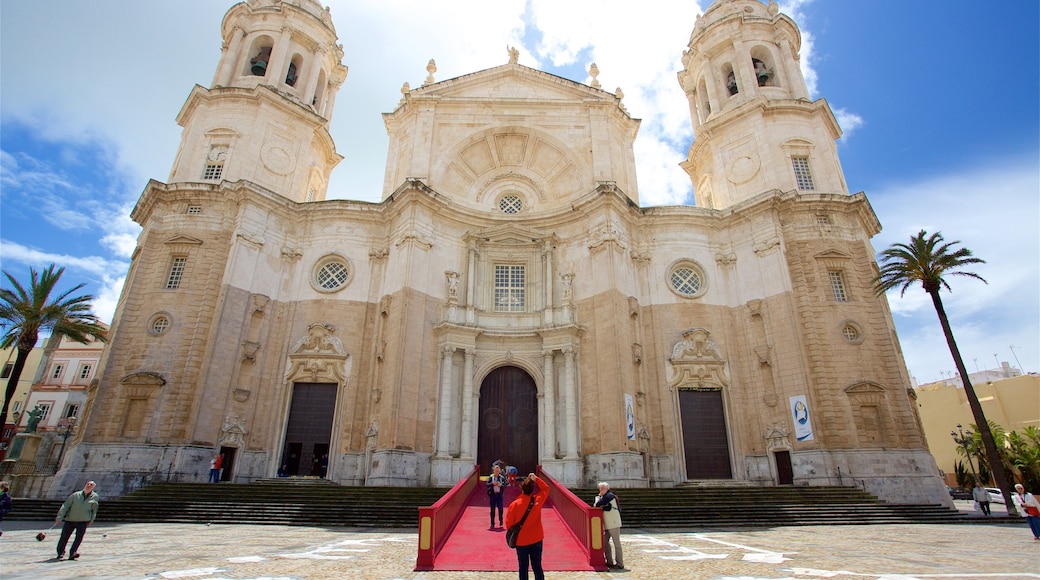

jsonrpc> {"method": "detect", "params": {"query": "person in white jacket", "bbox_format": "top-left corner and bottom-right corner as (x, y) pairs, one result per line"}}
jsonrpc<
(594, 482), (624, 571)
(1012, 483), (1040, 540)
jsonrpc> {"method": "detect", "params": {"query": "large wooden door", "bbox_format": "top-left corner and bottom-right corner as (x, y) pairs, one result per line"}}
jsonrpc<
(282, 383), (336, 477)
(477, 366), (538, 475)
(679, 389), (732, 479)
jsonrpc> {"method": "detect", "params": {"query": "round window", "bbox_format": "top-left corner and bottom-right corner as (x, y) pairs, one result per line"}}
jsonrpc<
(498, 195), (523, 214)
(149, 314), (171, 335)
(311, 255), (352, 293)
(841, 322), (864, 344)
(668, 261), (707, 298)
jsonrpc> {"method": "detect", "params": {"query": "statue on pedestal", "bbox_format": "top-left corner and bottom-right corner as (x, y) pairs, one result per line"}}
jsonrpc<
(24, 406), (43, 433)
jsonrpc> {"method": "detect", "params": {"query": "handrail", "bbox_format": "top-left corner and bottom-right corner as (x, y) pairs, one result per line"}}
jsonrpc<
(415, 465), (479, 570)
(536, 467), (606, 569)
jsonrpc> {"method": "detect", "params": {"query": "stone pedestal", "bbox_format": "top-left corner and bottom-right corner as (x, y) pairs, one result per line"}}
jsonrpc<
(1, 433), (42, 475)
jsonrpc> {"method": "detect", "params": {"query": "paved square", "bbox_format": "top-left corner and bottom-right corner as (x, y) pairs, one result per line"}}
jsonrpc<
(0, 520), (1036, 579)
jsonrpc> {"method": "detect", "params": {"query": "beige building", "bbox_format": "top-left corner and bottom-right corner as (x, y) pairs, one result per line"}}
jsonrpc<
(53, 0), (950, 506)
(915, 372), (1040, 485)
(17, 330), (106, 470)
(0, 344), (44, 460)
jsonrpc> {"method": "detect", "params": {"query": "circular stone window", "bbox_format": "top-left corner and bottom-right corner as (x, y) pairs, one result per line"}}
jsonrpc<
(840, 321), (864, 344)
(311, 255), (351, 293)
(668, 260), (707, 298)
(148, 314), (171, 336)
(498, 195), (524, 214)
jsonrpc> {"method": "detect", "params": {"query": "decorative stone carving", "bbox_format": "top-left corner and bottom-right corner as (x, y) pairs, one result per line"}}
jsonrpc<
(765, 423), (790, 451)
(242, 341), (261, 360)
(424, 59), (437, 85)
(219, 415), (247, 448)
(446, 271), (459, 303)
(233, 388), (251, 402)
(507, 45), (519, 64)
(286, 323), (349, 385)
(667, 327), (729, 390)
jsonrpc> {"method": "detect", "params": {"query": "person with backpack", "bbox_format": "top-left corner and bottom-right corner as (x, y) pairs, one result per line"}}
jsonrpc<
(594, 481), (625, 571)
(486, 464), (508, 529)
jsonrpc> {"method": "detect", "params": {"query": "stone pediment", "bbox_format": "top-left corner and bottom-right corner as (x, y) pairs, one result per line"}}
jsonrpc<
(164, 235), (204, 246)
(814, 249), (852, 260)
(409, 64), (613, 104)
(465, 223), (553, 247)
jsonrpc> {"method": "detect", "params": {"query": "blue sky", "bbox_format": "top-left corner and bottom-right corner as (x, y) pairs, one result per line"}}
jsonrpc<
(1, 0), (1037, 385)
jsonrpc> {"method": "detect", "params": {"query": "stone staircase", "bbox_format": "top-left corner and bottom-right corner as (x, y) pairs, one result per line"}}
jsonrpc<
(8, 480), (977, 528)
(566, 485), (968, 528)
(8, 478), (450, 527)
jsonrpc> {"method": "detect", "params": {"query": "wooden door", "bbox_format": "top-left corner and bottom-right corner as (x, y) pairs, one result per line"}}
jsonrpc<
(282, 382), (336, 477)
(477, 366), (538, 475)
(774, 450), (794, 485)
(679, 389), (732, 479)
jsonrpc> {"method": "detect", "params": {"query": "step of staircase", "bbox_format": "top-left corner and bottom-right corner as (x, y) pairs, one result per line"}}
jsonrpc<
(6, 481), (990, 529)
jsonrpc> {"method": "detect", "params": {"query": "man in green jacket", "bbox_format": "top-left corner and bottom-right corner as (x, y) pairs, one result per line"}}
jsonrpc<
(55, 481), (99, 560)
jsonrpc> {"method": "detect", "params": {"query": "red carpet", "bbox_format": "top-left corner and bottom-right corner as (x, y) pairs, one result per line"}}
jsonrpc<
(431, 484), (598, 571)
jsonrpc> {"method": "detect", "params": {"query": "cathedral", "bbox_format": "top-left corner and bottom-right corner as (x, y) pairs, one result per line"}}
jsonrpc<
(54, 0), (952, 506)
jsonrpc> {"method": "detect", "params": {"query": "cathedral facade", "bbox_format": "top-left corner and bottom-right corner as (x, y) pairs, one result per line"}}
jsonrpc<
(54, 0), (951, 506)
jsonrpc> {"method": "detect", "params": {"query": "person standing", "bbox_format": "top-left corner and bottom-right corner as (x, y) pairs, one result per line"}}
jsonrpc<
(0, 481), (12, 537)
(505, 473), (549, 580)
(486, 464), (507, 529)
(55, 481), (99, 560)
(594, 481), (625, 570)
(972, 481), (991, 516)
(209, 454), (223, 483)
(1012, 483), (1040, 540)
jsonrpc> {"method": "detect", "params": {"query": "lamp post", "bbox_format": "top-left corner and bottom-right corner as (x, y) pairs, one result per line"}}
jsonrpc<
(55, 416), (77, 472)
(950, 423), (978, 485)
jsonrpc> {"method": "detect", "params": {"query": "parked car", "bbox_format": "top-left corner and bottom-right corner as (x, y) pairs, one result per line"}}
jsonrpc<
(985, 488), (1006, 504)
(948, 486), (972, 500)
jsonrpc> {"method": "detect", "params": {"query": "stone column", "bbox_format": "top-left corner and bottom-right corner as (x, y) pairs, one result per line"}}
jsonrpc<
(266, 26), (293, 87)
(214, 27), (245, 87)
(460, 350), (476, 459)
(563, 347), (579, 459)
(542, 350), (557, 461)
(435, 346), (455, 457)
(321, 79), (342, 120)
(543, 242), (554, 325)
(466, 243), (477, 324)
(303, 46), (327, 107)
(702, 58), (721, 114)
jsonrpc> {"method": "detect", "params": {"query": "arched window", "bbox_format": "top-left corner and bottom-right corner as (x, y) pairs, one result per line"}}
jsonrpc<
(286, 54), (303, 87)
(722, 63), (738, 96)
(244, 36), (274, 77)
(312, 69), (327, 110)
(750, 47), (779, 88)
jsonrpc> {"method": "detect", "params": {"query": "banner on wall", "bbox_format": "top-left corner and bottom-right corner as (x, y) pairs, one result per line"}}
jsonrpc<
(625, 394), (636, 440)
(790, 395), (814, 441)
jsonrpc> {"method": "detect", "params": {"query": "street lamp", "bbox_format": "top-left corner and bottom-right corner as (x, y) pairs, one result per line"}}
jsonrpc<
(55, 416), (77, 472)
(950, 423), (978, 485)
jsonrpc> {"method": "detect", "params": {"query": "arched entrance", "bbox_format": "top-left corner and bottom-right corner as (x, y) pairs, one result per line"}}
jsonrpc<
(477, 366), (538, 475)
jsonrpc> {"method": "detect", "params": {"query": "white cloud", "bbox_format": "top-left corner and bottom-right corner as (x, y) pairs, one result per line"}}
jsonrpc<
(871, 158), (1040, 382)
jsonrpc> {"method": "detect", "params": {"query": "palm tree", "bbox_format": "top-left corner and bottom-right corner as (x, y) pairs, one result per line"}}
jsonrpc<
(874, 230), (1016, 514)
(0, 264), (108, 435)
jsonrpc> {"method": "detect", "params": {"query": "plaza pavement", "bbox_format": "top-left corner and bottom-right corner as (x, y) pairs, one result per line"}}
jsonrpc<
(0, 500), (1036, 580)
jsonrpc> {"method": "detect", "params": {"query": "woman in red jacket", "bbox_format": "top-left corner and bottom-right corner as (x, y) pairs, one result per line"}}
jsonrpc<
(504, 473), (550, 580)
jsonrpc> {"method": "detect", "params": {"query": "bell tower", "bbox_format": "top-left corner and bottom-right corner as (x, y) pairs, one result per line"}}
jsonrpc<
(678, 0), (849, 209)
(167, 0), (348, 202)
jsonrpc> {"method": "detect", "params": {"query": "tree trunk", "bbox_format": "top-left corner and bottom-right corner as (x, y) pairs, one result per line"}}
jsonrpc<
(929, 289), (1017, 515)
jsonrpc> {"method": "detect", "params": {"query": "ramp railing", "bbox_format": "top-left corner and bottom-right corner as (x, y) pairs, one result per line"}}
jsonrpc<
(536, 467), (606, 568)
(415, 465), (479, 570)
